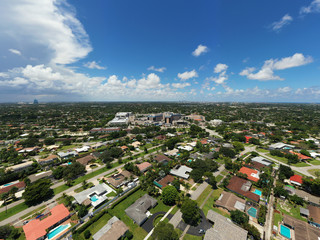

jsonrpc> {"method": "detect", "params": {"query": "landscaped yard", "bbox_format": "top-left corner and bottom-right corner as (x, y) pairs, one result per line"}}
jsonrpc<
(266, 153), (287, 164)
(256, 148), (269, 153)
(202, 188), (223, 216)
(216, 175), (224, 182)
(77, 212), (113, 240)
(291, 162), (310, 167)
(108, 189), (148, 240)
(309, 160), (320, 165)
(276, 201), (307, 222)
(196, 185), (212, 206)
(273, 212), (282, 226)
(183, 234), (203, 240)
(308, 169), (320, 177)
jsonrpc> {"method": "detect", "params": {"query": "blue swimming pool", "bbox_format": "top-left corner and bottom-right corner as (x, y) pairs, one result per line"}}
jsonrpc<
(67, 162), (72, 165)
(280, 224), (291, 239)
(91, 195), (98, 202)
(47, 224), (70, 239)
(3, 182), (14, 187)
(253, 189), (262, 197)
(248, 207), (257, 218)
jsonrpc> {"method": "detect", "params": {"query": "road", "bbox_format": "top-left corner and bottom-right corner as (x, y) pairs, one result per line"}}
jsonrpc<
(0, 145), (161, 225)
(264, 175), (276, 240)
(201, 126), (223, 138)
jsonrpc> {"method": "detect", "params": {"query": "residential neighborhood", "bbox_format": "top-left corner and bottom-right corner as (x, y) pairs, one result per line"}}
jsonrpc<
(1, 102), (320, 240)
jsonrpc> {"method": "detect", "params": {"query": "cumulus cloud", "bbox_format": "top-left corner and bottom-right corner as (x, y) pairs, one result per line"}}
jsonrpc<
(172, 82), (191, 89)
(214, 63), (228, 73)
(0, 0), (92, 65)
(300, 0), (320, 15)
(240, 53), (313, 81)
(84, 61), (106, 70)
(147, 66), (166, 73)
(178, 70), (198, 80)
(271, 14), (293, 32)
(192, 45), (208, 57)
(9, 49), (22, 56)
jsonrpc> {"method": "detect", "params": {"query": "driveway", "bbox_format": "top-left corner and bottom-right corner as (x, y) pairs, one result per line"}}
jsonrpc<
(141, 211), (173, 233)
(176, 210), (212, 236)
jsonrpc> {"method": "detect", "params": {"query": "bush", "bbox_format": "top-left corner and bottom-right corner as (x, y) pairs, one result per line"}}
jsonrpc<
(84, 230), (91, 239)
(125, 231), (133, 239)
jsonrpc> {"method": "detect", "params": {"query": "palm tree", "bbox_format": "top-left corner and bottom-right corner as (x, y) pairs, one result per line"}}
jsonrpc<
(0, 192), (9, 214)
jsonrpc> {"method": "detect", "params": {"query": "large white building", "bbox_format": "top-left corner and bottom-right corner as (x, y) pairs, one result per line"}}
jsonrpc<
(109, 112), (131, 125)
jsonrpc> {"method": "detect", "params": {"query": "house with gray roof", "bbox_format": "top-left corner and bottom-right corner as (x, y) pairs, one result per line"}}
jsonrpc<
(92, 216), (128, 240)
(205, 210), (248, 240)
(251, 156), (272, 166)
(170, 165), (192, 179)
(125, 194), (157, 225)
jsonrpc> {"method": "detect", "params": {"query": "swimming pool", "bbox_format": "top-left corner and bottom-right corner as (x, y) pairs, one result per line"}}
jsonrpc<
(67, 162), (72, 165)
(280, 224), (291, 239)
(47, 224), (70, 239)
(247, 207), (257, 218)
(253, 189), (262, 197)
(90, 195), (98, 202)
(3, 182), (14, 187)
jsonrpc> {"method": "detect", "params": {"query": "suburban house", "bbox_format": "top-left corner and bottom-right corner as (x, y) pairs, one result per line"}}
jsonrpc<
(6, 161), (34, 172)
(89, 127), (121, 134)
(269, 142), (294, 150)
(290, 175), (303, 186)
(74, 183), (115, 208)
(76, 154), (95, 166)
(136, 162), (152, 173)
(170, 165), (192, 179)
(227, 176), (260, 202)
(92, 216), (129, 240)
(205, 210), (248, 240)
(308, 205), (320, 227)
(131, 141), (141, 148)
(28, 170), (53, 183)
(106, 170), (133, 188)
(58, 151), (78, 159)
(154, 175), (175, 189)
(125, 194), (157, 226)
(23, 204), (70, 240)
(215, 191), (246, 212)
(38, 155), (58, 165)
(251, 156), (272, 167)
(0, 181), (26, 195)
(153, 154), (171, 165)
(238, 167), (260, 182)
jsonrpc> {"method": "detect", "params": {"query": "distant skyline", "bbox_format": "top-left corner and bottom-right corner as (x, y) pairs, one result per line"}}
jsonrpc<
(0, 0), (319, 102)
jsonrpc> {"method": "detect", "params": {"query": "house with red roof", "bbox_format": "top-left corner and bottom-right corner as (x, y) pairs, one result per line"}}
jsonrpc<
(227, 176), (260, 202)
(136, 162), (152, 173)
(290, 175), (303, 186)
(23, 204), (70, 240)
(289, 151), (311, 161)
(238, 167), (259, 182)
(245, 136), (253, 143)
(0, 181), (25, 195)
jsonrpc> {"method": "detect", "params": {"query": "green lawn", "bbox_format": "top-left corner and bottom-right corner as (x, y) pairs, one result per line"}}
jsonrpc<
(0, 202), (28, 221)
(74, 182), (94, 193)
(59, 144), (78, 151)
(21, 205), (47, 220)
(256, 148), (269, 153)
(216, 175), (224, 182)
(171, 205), (179, 215)
(273, 212), (282, 226)
(108, 189), (148, 240)
(310, 160), (320, 165)
(276, 202), (307, 222)
(106, 191), (117, 197)
(149, 197), (171, 214)
(266, 154), (287, 164)
(220, 170), (228, 176)
(153, 214), (164, 226)
(183, 234), (203, 240)
(77, 212), (113, 240)
(202, 188), (223, 216)
(196, 185), (212, 206)
(292, 162), (310, 167)
(308, 169), (320, 177)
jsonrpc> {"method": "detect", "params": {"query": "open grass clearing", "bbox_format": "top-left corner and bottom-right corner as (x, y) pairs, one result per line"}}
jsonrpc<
(276, 201), (307, 222)
(183, 234), (203, 240)
(307, 169), (320, 177)
(0, 202), (28, 221)
(309, 160), (320, 165)
(196, 185), (212, 206)
(216, 175), (224, 182)
(202, 188), (223, 216)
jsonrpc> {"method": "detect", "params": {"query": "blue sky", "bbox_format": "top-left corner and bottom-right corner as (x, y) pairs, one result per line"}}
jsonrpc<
(0, 0), (319, 102)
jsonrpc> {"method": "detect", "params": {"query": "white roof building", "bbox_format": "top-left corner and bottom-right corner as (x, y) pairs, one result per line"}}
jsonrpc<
(170, 165), (192, 179)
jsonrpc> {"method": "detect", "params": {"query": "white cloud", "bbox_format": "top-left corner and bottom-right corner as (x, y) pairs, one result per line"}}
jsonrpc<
(0, 0), (92, 64)
(240, 53), (313, 81)
(9, 49), (22, 56)
(271, 14), (293, 32)
(214, 63), (228, 73)
(300, 0), (320, 14)
(172, 82), (191, 89)
(84, 61), (106, 70)
(192, 45), (208, 57)
(147, 66), (166, 73)
(178, 70), (198, 80)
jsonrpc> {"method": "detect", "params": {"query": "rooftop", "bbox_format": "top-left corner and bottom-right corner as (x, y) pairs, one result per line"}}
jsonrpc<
(227, 176), (260, 202)
(92, 216), (129, 240)
(238, 167), (259, 182)
(23, 204), (70, 240)
(136, 162), (152, 172)
(170, 165), (192, 179)
(215, 191), (246, 212)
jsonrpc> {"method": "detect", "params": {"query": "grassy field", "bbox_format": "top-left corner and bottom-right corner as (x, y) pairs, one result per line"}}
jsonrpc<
(202, 188), (223, 216)
(171, 205), (179, 215)
(292, 162), (310, 167)
(266, 154), (287, 164)
(0, 202), (28, 221)
(108, 189), (148, 240)
(149, 198), (171, 214)
(256, 148), (269, 153)
(196, 185), (212, 206)
(77, 212), (113, 240)
(74, 182), (94, 193)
